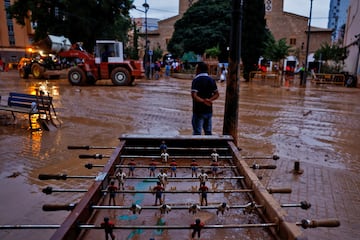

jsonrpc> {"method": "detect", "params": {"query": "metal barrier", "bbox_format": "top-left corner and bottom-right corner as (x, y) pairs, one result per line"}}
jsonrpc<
(311, 73), (345, 85)
(250, 71), (280, 81)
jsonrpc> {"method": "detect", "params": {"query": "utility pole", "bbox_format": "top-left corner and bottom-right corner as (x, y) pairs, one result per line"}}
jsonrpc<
(302, 0), (313, 86)
(223, 0), (243, 146)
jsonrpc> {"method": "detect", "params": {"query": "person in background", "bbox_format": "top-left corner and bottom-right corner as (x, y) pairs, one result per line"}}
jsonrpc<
(191, 62), (219, 135)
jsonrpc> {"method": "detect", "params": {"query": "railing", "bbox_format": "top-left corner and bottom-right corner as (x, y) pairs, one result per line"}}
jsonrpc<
(249, 71), (280, 81)
(311, 72), (345, 85)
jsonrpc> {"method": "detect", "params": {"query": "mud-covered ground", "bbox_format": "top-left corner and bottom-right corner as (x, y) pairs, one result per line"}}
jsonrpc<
(0, 70), (359, 240)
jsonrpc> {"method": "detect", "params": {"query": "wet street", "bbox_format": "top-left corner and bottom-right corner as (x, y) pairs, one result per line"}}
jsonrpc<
(0, 70), (360, 240)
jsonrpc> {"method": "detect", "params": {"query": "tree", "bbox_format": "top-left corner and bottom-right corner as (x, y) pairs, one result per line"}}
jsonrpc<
(167, 0), (267, 80)
(167, 0), (231, 62)
(241, 0), (267, 80)
(263, 32), (291, 70)
(6, 0), (133, 51)
(314, 42), (347, 73)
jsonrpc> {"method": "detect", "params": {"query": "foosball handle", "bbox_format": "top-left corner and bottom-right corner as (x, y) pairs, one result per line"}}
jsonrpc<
(300, 218), (340, 228)
(42, 204), (76, 211)
(267, 188), (292, 194)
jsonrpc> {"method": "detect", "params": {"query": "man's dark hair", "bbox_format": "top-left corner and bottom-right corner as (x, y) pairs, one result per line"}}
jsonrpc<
(196, 62), (208, 73)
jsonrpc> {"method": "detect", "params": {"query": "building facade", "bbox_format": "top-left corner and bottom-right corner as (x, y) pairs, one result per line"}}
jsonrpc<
(0, 0), (34, 68)
(328, 0), (350, 42)
(148, 0), (332, 69)
(1, 0), (332, 70)
(343, 0), (360, 82)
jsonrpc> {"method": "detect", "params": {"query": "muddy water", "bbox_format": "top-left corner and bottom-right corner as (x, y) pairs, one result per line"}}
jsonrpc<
(0, 70), (360, 240)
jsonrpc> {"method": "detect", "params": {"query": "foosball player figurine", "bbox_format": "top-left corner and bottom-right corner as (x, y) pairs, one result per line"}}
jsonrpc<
(210, 160), (219, 178)
(169, 159), (177, 177)
(198, 169), (208, 187)
(161, 149), (169, 163)
(216, 202), (230, 215)
(157, 168), (168, 187)
(199, 182), (208, 206)
(190, 218), (205, 240)
(190, 159), (199, 177)
(153, 181), (165, 206)
(101, 217), (116, 240)
(188, 204), (201, 215)
(128, 159), (136, 177)
(243, 201), (257, 214)
(211, 148), (219, 162)
(115, 168), (126, 190)
(160, 140), (167, 153)
(149, 159), (157, 177)
(107, 181), (118, 206)
(129, 203), (142, 214)
(159, 204), (172, 214)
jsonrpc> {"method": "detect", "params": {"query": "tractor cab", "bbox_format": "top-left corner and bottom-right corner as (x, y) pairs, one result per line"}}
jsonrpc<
(94, 40), (124, 64)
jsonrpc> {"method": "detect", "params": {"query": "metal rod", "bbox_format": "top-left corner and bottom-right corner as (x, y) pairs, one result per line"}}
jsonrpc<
(0, 223), (277, 230)
(124, 146), (229, 151)
(118, 155), (233, 159)
(0, 225), (61, 229)
(78, 223), (278, 229)
(0, 218), (340, 230)
(43, 201), (310, 212)
(105, 189), (253, 194)
(117, 176), (244, 180)
(79, 154), (110, 159)
(68, 145), (230, 151)
(39, 175), (244, 181)
(39, 174), (95, 180)
(85, 163), (237, 169)
(80, 154), (234, 159)
(250, 164), (277, 169)
(42, 187), (252, 194)
(242, 155), (280, 160)
(68, 145), (115, 150)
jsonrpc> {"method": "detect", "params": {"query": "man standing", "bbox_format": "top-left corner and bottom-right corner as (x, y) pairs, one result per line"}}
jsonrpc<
(191, 62), (219, 135)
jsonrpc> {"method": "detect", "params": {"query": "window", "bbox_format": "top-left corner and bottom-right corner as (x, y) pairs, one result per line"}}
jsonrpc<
(289, 38), (296, 45)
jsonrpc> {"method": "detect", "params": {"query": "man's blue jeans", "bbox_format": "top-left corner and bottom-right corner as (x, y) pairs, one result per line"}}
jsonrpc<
(192, 113), (212, 135)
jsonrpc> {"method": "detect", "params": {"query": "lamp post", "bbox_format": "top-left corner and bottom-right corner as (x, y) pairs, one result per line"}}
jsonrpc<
(132, 1), (150, 78)
(302, 0), (313, 86)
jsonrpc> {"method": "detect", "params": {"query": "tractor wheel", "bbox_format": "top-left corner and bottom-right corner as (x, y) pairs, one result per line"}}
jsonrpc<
(31, 63), (45, 79)
(68, 67), (87, 85)
(19, 68), (29, 79)
(110, 67), (131, 86)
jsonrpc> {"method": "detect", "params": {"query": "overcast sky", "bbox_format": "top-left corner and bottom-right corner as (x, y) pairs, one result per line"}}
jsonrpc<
(130, 0), (330, 28)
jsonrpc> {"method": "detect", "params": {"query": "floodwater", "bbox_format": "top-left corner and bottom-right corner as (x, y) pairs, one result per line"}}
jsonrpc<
(0, 70), (360, 240)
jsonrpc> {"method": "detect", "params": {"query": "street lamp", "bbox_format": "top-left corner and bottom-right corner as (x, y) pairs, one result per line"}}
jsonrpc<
(132, 1), (150, 78)
(302, 0), (313, 86)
